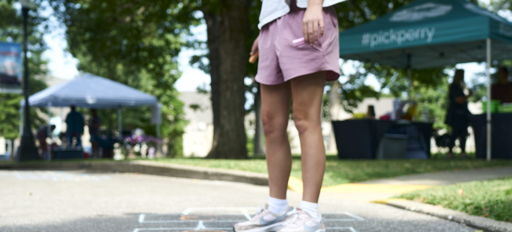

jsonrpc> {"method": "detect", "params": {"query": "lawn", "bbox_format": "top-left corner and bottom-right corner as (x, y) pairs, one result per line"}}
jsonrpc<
(399, 178), (512, 222)
(153, 156), (512, 186)
(4, 155), (512, 187)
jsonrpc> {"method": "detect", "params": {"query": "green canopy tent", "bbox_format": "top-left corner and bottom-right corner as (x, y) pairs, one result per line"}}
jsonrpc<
(340, 0), (512, 160)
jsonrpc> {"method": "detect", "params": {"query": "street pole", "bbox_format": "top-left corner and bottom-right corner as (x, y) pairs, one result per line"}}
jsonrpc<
(485, 38), (492, 161)
(16, 1), (39, 161)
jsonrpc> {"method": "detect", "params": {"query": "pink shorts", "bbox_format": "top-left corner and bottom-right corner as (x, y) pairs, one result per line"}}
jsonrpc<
(255, 6), (340, 85)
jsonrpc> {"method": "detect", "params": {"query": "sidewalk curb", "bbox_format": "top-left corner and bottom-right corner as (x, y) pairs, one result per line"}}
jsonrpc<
(374, 199), (512, 232)
(0, 160), (269, 186)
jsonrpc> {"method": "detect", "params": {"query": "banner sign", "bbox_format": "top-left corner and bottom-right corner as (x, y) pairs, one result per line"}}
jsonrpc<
(0, 42), (22, 94)
(361, 27), (436, 48)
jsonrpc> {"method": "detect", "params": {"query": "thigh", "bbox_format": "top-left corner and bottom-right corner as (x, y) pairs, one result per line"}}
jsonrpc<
(255, 27), (285, 85)
(260, 82), (291, 127)
(290, 73), (326, 120)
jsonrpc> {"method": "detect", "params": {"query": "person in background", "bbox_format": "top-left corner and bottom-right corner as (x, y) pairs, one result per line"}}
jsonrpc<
(445, 69), (471, 157)
(366, 105), (376, 119)
(65, 105), (85, 148)
(36, 124), (56, 158)
(58, 132), (67, 146)
(89, 109), (101, 157)
(392, 99), (404, 120)
(491, 66), (512, 103)
(401, 101), (418, 121)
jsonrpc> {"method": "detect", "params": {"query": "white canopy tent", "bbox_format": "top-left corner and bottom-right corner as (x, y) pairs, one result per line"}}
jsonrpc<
(22, 73), (162, 137)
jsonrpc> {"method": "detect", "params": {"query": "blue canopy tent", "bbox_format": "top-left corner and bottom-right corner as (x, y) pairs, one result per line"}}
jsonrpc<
(26, 73), (158, 108)
(22, 73), (161, 138)
(340, 0), (512, 160)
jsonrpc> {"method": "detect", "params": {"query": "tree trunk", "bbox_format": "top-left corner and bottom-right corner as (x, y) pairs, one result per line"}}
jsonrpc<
(203, 1), (249, 159)
(253, 86), (265, 156)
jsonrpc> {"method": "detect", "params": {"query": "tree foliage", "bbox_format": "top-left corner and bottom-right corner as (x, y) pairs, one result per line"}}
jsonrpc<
(488, 0), (511, 12)
(0, 0), (48, 140)
(29, 0), (509, 158)
(46, 0), (190, 156)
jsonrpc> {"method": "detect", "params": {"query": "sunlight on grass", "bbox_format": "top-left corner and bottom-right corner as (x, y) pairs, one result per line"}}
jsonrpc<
(153, 157), (512, 186)
(400, 178), (512, 222)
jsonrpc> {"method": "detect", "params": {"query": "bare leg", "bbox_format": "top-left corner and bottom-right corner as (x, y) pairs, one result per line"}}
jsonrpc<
(261, 82), (292, 200)
(290, 73), (326, 203)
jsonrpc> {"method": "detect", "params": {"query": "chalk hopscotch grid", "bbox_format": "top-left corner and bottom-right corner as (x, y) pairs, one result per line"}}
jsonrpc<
(133, 207), (362, 232)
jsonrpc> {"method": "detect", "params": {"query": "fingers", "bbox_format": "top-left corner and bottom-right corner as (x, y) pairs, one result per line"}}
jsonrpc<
(249, 48), (259, 64)
(249, 53), (258, 64)
(304, 20), (322, 44)
(250, 36), (259, 55)
(303, 16), (324, 44)
(249, 36), (259, 63)
(303, 21), (309, 44)
(305, 21), (316, 44)
(312, 20), (319, 43)
(319, 17), (324, 38)
(308, 20), (315, 43)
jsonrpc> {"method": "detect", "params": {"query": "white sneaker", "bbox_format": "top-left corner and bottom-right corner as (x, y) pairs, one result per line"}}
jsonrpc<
(276, 208), (326, 232)
(233, 205), (293, 232)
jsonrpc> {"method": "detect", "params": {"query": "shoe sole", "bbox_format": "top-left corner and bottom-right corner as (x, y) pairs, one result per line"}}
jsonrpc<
(279, 228), (326, 232)
(233, 221), (285, 232)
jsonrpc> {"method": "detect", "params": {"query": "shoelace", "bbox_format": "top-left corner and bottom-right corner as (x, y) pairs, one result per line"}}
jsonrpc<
(251, 208), (271, 222)
(284, 210), (309, 226)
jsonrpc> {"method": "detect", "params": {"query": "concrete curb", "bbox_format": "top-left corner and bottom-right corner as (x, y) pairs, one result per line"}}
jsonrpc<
(0, 160), (269, 186)
(375, 199), (512, 232)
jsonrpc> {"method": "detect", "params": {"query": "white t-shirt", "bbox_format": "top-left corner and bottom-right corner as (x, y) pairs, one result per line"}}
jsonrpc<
(258, 0), (346, 29)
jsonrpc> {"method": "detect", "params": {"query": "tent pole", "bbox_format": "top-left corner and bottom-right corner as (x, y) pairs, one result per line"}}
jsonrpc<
(47, 103), (52, 161)
(406, 53), (412, 100)
(485, 38), (492, 161)
(117, 108), (122, 137)
(19, 106), (23, 137)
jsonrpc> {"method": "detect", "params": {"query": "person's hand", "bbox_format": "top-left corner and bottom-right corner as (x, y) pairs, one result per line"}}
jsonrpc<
(303, 3), (324, 44)
(249, 36), (259, 64)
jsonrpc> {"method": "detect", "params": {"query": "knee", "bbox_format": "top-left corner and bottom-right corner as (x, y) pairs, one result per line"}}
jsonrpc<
(292, 112), (319, 135)
(261, 112), (287, 138)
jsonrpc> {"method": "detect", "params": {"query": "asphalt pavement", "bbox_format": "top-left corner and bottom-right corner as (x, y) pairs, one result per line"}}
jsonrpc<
(0, 170), (479, 232)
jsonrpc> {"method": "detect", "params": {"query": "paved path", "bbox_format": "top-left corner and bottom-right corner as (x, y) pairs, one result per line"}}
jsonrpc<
(362, 166), (512, 185)
(0, 170), (478, 232)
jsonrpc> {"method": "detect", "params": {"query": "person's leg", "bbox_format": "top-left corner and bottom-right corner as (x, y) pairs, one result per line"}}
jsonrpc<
(448, 126), (457, 156)
(92, 139), (99, 157)
(459, 125), (468, 156)
(260, 82), (292, 201)
(451, 121), (465, 156)
(67, 133), (73, 148)
(76, 135), (82, 147)
(38, 138), (47, 158)
(71, 135), (77, 147)
(290, 73), (326, 204)
(459, 136), (467, 155)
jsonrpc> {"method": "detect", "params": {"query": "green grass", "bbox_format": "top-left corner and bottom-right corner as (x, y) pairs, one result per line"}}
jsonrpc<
(4, 155), (512, 188)
(153, 156), (512, 186)
(400, 178), (512, 222)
